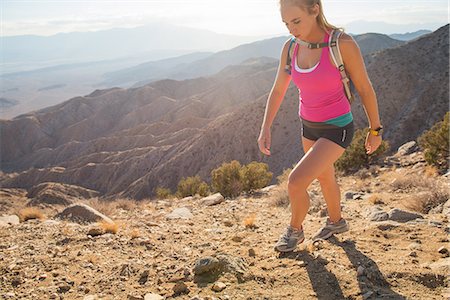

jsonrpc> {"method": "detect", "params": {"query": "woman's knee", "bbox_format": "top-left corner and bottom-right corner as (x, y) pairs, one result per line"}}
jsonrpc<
(287, 169), (311, 191)
(317, 167), (336, 185)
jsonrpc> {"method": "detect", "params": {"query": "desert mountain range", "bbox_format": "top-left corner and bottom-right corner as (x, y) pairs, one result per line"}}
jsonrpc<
(1, 30), (405, 120)
(0, 25), (448, 200)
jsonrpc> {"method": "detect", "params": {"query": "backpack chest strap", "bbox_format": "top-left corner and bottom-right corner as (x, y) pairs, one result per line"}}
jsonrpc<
(294, 39), (329, 49)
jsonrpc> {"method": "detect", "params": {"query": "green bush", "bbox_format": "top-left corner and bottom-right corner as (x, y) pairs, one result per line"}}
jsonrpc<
(417, 112), (449, 173)
(241, 162), (273, 192)
(176, 175), (210, 198)
(155, 187), (172, 199)
(211, 160), (273, 198)
(211, 160), (244, 198)
(335, 128), (389, 174)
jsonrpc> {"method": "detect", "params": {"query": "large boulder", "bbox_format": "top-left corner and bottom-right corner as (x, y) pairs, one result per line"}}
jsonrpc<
(54, 203), (113, 224)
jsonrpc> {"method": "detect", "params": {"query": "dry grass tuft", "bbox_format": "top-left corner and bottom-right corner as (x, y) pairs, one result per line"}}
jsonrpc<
(61, 224), (75, 236)
(84, 198), (116, 216)
(18, 207), (46, 222)
(99, 220), (119, 234)
(367, 193), (385, 205)
(87, 254), (98, 265)
(243, 213), (257, 228)
(424, 165), (439, 177)
(130, 228), (141, 239)
(270, 184), (290, 207)
(114, 198), (139, 211)
(403, 188), (449, 214)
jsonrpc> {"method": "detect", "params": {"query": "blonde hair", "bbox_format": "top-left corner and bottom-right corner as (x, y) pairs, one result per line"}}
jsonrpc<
(280, 0), (342, 32)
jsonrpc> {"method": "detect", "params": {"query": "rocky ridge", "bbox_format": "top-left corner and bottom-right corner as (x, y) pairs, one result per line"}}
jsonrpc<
(0, 144), (448, 299)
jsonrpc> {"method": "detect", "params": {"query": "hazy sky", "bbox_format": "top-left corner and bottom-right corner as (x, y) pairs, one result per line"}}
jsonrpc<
(1, 0), (448, 37)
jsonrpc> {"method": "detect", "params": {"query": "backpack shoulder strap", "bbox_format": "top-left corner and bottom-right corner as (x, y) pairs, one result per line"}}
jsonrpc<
(329, 29), (354, 104)
(284, 37), (296, 75)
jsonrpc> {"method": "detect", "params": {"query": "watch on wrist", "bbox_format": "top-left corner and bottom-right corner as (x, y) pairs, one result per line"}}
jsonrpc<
(369, 126), (383, 136)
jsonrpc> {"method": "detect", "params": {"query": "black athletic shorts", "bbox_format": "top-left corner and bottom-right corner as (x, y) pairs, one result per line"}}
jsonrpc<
(301, 118), (355, 149)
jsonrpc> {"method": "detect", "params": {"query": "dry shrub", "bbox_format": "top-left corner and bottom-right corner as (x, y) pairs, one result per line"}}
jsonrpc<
(61, 224), (75, 236)
(84, 198), (115, 216)
(114, 198), (138, 211)
(99, 220), (119, 234)
(393, 174), (449, 213)
(424, 165), (439, 178)
(367, 193), (385, 205)
(18, 207), (45, 222)
(403, 188), (449, 214)
(391, 174), (434, 191)
(270, 183), (290, 207)
(243, 213), (257, 228)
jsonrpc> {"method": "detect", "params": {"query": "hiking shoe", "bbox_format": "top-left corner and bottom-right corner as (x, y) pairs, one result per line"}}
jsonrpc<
(312, 218), (349, 241)
(274, 225), (305, 252)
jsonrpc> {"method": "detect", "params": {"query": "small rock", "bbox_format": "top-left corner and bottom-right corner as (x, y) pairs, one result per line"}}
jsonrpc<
(223, 219), (234, 227)
(442, 199), (450, 216)
(357, 266), (365, 276)
(248, 248), (256, 257)
(261, 185), (277, 193)
(138, 270), (149, 285)
(376, 222), (399, 231)
(232, 235), (243, 242)
(429, 220), (444, 228)
(297, 260), (307, 267)
(166, 207), (193, 220)
(87, 227), (105, 237)
(362, 290), (374, 300)
(409, 251), (417, 257)
(396, 141), (418, 156)
(201, 193), (225, 206)
(0, 215), (20, 227)
(173, 281), (189, 295)
(344, 191), (355, 200)
(11, 277), (23, 287)
(211, 282), (226, 292)
(58, 284), (71, 293)
(429, 204), (444, 214)
(314, 253), (329, 264)
(409, 243), (422, 250)
(3, 293), (15, 298)
(366, 207), (389, 222)
(438, 246), (449, 257)
(428, 258), (450, 272)
(144, 294), (164, 300)
(128, 295), (143, 300)
(193, 257), (221, 275)
(388, 208), (423, 223)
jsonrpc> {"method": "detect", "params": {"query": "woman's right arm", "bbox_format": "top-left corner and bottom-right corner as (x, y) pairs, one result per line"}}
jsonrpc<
(258, 39), (293, 155)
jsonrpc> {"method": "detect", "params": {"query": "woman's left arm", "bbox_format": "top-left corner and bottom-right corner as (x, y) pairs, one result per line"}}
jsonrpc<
(339, 33), (382, 154)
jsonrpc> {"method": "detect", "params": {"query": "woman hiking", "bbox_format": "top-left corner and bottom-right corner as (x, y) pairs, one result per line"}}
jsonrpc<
(257, 0), (383, 252)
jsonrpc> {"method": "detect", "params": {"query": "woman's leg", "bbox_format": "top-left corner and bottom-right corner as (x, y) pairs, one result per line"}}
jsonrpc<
(288, 137), (346, 229)
(317, 165), (342, 223)
(302, 137), (343, 223)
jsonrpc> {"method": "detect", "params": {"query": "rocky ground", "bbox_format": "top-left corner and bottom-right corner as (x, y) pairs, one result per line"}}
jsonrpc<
(1, 143), (449, 300)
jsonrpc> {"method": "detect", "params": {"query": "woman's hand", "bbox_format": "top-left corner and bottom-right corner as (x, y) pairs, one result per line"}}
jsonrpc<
(258, 128), (271, 156)
(365, 133), (382, 155)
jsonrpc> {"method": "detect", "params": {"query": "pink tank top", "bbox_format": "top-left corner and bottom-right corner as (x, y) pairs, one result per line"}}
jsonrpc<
(290, 31), (351, 122)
